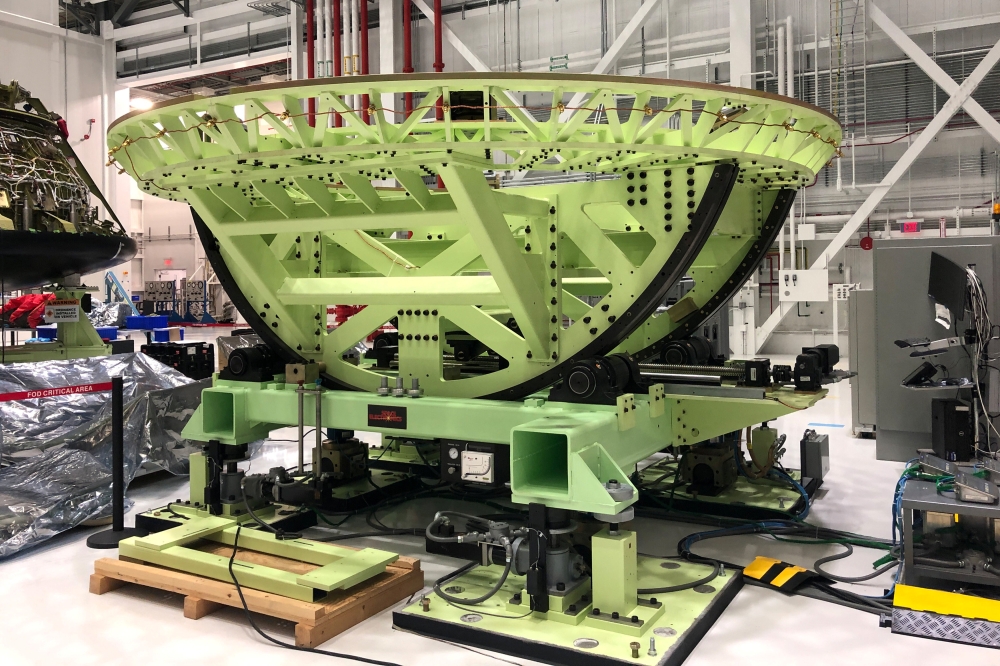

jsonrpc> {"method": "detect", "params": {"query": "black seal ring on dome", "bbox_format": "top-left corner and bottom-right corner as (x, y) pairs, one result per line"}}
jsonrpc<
(0, 230), (137, 291)
(633, 188), (797, 363)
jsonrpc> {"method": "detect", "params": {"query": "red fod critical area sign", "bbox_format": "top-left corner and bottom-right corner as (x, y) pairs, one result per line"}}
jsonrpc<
(0, 382), (113, 403)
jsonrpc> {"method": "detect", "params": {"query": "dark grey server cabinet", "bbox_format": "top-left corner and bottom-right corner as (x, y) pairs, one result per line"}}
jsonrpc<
(873, 237), (1000, 461)
(849, 289), (876, 436)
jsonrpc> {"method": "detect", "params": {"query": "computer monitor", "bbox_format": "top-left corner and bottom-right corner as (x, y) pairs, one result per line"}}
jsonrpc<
(928, 252), (967, 323)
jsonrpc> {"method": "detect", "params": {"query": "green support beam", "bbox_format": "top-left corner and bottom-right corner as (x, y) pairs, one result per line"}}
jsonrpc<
(182, 378), (825, 514)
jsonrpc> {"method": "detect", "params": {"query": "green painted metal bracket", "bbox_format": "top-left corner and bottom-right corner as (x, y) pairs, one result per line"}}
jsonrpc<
(131, 514), (236, 551)
(118, 536), (323, 602)
(295, 549), (397, 592)
(206, 526), (398, 592)
(120, 512), (400, 600)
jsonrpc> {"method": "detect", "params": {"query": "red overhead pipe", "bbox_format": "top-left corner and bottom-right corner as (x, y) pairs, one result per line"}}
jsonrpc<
(332, 0), (342, 127)
(361, 0), (370, 124)
(402, 0), (413, 116)
(433, 0), (443, 77)
(433, 0), (444, 188)
(306, 0), (316, 126)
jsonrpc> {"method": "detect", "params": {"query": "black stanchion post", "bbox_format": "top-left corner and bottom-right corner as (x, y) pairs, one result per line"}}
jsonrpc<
(111, 374), (124, 532)
(87, 375), (147, 549)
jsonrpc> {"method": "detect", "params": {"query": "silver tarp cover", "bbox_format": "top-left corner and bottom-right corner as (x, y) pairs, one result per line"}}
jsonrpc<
(216, 332), (263, 368)
(87, 302), (134, 328)
(0, 353), (208, 557)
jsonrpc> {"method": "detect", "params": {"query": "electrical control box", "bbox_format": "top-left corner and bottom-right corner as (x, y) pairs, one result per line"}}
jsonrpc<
(439, 441), (509, 487)
(778, 270), (829, 302)
(799, 429), (830, 482)
(461, 451), (494, 483)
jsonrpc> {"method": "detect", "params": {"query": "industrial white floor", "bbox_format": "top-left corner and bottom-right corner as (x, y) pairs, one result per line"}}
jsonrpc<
(0, 350), (983, 665)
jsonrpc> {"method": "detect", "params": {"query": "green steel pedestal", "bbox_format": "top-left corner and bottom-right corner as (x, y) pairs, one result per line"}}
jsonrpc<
(394, 552), (741, 666)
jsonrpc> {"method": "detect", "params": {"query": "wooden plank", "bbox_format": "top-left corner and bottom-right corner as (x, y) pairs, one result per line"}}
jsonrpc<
(92, 557), (324, 623)
(92, 552), (422, 638)
(183, 596), (223, 620)
(89, 573), (126, 595)
(294, 567), (424, 648)
(198, 542), (317, 575)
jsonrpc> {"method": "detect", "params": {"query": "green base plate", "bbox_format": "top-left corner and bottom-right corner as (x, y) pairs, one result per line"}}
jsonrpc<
(394, 558), (742, 666)
(636, 462), (817, 520)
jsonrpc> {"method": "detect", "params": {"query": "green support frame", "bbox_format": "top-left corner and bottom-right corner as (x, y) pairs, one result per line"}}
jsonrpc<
(120, 502), (399, 602)
(394, 544), (743, 666)
(183, 377), (824, 516)
(115, 76), (840, 651)
(109, 73), (840, 400)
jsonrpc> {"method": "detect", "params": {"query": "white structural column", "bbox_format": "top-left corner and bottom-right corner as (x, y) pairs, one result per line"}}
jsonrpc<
(869, 3), (1000, 145)
(342, 0), (353, 107)
(379, 0), (403, 115)
(777, 25), (785, 95)
(756, 33), (1000, 352)
(351, 0), (360, 78)
(786, 15), (794, 98)
(318, 0), (327, 76)
(729, 0), (753, 88)
(289, 0), (302, 79)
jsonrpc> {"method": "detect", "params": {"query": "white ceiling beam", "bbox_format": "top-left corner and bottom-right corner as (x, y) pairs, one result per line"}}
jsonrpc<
(115, 15), (287, 63)
(618, 52), (730, 76)
(869, 2), (1000, 146)
(104, 2), (259, 42)
(755, 33), (1000, 351)
(0, 9), (102, 46)
(116, 47), (290, 88)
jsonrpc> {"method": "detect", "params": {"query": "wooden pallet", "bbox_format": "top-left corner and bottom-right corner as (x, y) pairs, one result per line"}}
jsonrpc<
(90, 543), (424, 648)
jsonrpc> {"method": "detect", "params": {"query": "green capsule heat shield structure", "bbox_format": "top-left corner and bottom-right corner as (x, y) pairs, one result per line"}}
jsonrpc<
(108, 73), (839, 399)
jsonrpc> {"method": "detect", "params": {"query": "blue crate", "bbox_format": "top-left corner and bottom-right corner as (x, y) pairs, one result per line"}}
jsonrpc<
(95, 326), (119, 340)
(34, 325), (57, 340)
(152, 327), (184, 342)
(126, 315), (168, 330)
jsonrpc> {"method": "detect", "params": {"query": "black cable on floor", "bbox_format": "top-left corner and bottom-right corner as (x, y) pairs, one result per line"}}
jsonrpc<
(814, 543), (900, 583)
(308, 529), (420, 542)
(744, 579), (885, 616)
(638, 560), (721, 594)
(226, 524), (403, 666)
